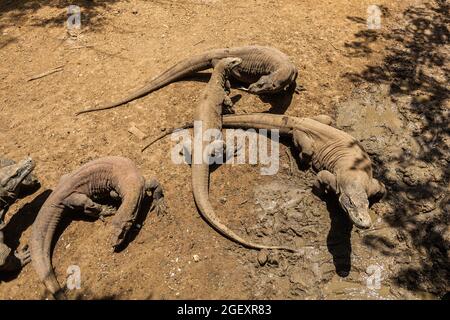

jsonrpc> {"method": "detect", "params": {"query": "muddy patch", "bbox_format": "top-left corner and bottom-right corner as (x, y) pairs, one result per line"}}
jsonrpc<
(239, 84), (448, 299)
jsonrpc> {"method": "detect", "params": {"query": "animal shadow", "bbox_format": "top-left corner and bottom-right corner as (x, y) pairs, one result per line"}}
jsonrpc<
(260, 84), (296, 114)
(0, 189), (52, 282)
(312, 186), (353, 277)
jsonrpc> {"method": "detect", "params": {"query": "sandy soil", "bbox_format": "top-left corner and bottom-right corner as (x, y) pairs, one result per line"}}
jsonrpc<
(0, 0), (448, 299)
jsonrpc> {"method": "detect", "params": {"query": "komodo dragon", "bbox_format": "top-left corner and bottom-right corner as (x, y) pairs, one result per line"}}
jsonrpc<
(76, 45), (298, 115)
(1, 158), (39, 193)
(188, 57), (295, 252)
(30, 156), (165, 299)
(0, 158), (36, 272)
(143, 114), (386, 229)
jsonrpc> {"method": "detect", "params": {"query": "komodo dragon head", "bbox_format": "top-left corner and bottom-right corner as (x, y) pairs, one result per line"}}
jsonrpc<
(0, 158), (35, 209)
(247, 68), (298, 94)
(337, 174), (372, 229)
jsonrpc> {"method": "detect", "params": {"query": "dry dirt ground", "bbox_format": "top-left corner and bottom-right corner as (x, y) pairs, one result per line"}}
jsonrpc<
(0, 0), (448, 299)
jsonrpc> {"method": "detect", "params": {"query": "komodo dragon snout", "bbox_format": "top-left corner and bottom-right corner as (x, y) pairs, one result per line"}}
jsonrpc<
(0, 158), (35, 201)
(338, 185), (372, 229)
(107, 177), (166, 250)
(247, 68), (298, 94)
(108, 220), (133, 250)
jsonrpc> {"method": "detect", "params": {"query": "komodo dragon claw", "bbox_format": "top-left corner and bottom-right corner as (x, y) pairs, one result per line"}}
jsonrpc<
(15, 246), (31, 267)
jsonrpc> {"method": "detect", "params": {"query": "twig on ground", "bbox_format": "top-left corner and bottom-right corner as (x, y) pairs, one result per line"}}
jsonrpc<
(27, 65), (64, 81)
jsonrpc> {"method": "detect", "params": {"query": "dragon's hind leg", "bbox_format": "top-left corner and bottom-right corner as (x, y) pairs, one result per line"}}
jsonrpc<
(62, 193), (115, 221)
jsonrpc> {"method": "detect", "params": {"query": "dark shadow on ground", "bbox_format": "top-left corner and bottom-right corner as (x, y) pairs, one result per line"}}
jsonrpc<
(343, 0), (449, 296)
(0, 0), (121, 50)
(0, 0), (118, 29)
(311, 188), (353, 277)
(0, 189), (51, 282)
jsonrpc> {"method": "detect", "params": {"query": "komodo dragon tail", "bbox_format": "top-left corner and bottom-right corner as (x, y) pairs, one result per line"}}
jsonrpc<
(192, 163), (298, 252)
(144, 121), (300, 252)
(76, 49), (233, 116)
(30, 204), (67, 300)
(141, 113), (297, 152)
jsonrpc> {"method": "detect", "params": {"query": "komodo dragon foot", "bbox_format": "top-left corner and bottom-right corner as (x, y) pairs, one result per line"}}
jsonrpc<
(294, 83), (306, 94)
(62, 193), (116, 222)
(145, 179), (167, 216)
(0, 243), (31, 272)
(14, 246), (31, 267)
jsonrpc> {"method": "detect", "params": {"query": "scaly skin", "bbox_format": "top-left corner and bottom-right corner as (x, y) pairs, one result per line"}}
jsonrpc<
(191, 58), (296, 252)
(143, 114), (386, 229)
(0, 158), (35, 272)
(220, 114), (386, 229)
(0, 158), (40, 193)
(30, 156), (165, 299)
(76, 45), (298, 115)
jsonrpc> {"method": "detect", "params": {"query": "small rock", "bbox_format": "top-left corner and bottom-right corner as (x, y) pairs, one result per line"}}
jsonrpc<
(289, 273), (303, 284)
(219, 197), (227, 204)
(193, 254), (200, 262)
(132, 9), (138, 14)
(268, 253), (279, 266)
(128, 123), (147, 140)
(257, 250), (268, 266)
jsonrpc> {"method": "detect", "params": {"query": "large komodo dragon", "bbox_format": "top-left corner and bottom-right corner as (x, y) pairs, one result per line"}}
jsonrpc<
(76, 45), (298, 115)
(187, 56), (295, 252)
(145, 114), (386, 229)
(30, 156), (165, 299)
(0, 158), (36, 272)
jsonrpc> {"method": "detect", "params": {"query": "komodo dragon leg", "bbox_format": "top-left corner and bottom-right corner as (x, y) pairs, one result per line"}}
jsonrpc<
(368, 178), (386, 201)
(61, 193), (116, 221)
(13, 246), (31, 269)
(313, 170), (337, 196)
(177, 132), (240, 167)
(145, 178), (166, 216)
(0, 232), (30, 271)
(310, 115), (333, 126)
(0, 246), (31, 272)
(292, 130), (314, 165)
(223, 95), (234, 114)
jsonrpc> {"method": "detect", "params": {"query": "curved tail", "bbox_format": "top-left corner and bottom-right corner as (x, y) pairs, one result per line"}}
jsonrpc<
(30, 204), (67, 300)
(76, 50), (230, 116)
(141, 113), (296, 152)
(192, 164), (298, 252)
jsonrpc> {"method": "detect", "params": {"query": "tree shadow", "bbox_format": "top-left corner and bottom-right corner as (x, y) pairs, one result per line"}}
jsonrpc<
(343, 0), (449, 297)
(344, 30), (380, 57)
(0, 0), (120, 44)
